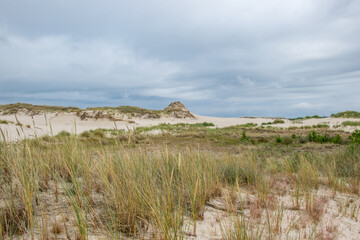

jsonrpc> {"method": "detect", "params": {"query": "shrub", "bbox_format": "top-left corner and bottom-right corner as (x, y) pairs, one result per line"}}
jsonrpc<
(332, 134), (343, 144)
(350, 130), (360, 145)
(275, 136), (282, 143)
(273, 119), (285, 124)
(299, 136), (308, 144)
(282, 136), (293, 145)
(0, 120), (9, 124)
(305, 115), (323, 119)
(241, 131), (249, 142)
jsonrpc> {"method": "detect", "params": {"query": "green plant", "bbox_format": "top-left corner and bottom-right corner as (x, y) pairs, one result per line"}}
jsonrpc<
(350, 130), (360, 145)
(273, 119), (285, 124)
(275, 136), (282, 143)
(332, 134), (343, 144)
(342, 121), (360, 127)
(282, 136), (293, 145)
(193, 122), (215, 127)
(241, 131), (249, 142)
(0, 120), (10, 124)
(79, 131), (91, 138)
(332, 111), (360, 118)
(56, 131), (71, 138)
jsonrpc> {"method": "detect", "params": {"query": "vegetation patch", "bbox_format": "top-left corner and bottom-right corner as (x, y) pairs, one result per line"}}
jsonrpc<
(0, 103), (80, 115)
(262, 119), (285, 125)
(342, 121), (360, 127)
(0, 120), (13, 124)
(1, 117), (360, 239)
(332, 111), (360, 118)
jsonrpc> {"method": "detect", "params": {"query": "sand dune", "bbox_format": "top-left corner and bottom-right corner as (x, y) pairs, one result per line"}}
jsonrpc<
(1, 111), (359, 141)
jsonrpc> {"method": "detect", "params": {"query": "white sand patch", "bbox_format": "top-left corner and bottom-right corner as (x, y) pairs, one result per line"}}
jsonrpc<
(1, 112), (360, 141)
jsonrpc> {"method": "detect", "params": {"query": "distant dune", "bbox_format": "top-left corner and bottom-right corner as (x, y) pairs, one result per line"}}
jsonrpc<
(0, 102), (359, 141)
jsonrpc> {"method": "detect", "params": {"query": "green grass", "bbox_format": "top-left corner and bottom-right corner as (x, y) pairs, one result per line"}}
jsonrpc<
(0, 103), (80, 115)
(312, 124), (330, 128)
(193, 122), (215, 127)
(332, 111), (360, 118)
(290, 115), (326, 121)
(0, 120), (11, 124)
(273, 119), (285, 124)
(342, 121), (360, 127)
(86, 105), (162, 118)
(262, 119), (285, 125)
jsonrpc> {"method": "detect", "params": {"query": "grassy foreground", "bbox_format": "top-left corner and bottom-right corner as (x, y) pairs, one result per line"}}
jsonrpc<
(0, 125), (360, 239)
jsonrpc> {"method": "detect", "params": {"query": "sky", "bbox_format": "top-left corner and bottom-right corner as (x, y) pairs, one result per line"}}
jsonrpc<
(0, 0), (359, 117)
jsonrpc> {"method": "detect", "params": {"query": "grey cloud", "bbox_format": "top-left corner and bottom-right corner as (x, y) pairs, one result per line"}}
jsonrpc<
(0, 0), (359, 117)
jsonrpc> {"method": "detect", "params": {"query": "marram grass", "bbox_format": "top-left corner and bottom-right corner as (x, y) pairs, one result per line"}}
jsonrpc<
(0, 131), (359, 239)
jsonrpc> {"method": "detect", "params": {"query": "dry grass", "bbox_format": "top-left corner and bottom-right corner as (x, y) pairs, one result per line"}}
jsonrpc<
(0, 125), (359, 239)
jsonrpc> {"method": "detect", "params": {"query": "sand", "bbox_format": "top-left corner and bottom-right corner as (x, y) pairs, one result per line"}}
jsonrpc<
(0, 112), (359, 141)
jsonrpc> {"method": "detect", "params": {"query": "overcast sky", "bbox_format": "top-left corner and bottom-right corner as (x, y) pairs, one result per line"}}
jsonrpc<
(0, 0), (359, 117)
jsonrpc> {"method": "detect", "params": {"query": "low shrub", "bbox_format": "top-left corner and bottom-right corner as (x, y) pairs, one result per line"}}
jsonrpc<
(282, 136), (293, 145)
(332, 134), (343, 144)
(308, 131), (329, 143)
(273, 119), (285, 124)
(0, 120), (9, 124)
(241, 131), (249, 142)
(299, 136), (308, 144)
(350, 130), (360, 145)
(80, 131), (91, 138)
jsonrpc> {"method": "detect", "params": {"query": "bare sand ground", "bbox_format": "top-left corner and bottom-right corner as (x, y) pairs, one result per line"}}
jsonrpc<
(13, 182), (360, 240)
(0, 112), (360, 141)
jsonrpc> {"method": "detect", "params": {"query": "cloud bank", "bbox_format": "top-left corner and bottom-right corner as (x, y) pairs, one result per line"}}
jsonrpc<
(0, 0), (359, 117)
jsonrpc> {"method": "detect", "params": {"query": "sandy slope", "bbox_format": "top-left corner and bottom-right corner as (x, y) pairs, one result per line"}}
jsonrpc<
(0, 112), (359, 141)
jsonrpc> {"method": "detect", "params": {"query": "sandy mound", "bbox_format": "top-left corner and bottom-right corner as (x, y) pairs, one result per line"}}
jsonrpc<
(164, 101), (195, 119)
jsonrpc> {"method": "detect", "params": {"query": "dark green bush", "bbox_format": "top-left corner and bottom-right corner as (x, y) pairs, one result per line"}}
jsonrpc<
(308, 131), (330, 143)
(275, 136), (282, 143)
(350, 130), (360, 145)
(332, 134), (343, 144)
(273, 119), (285, 124)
